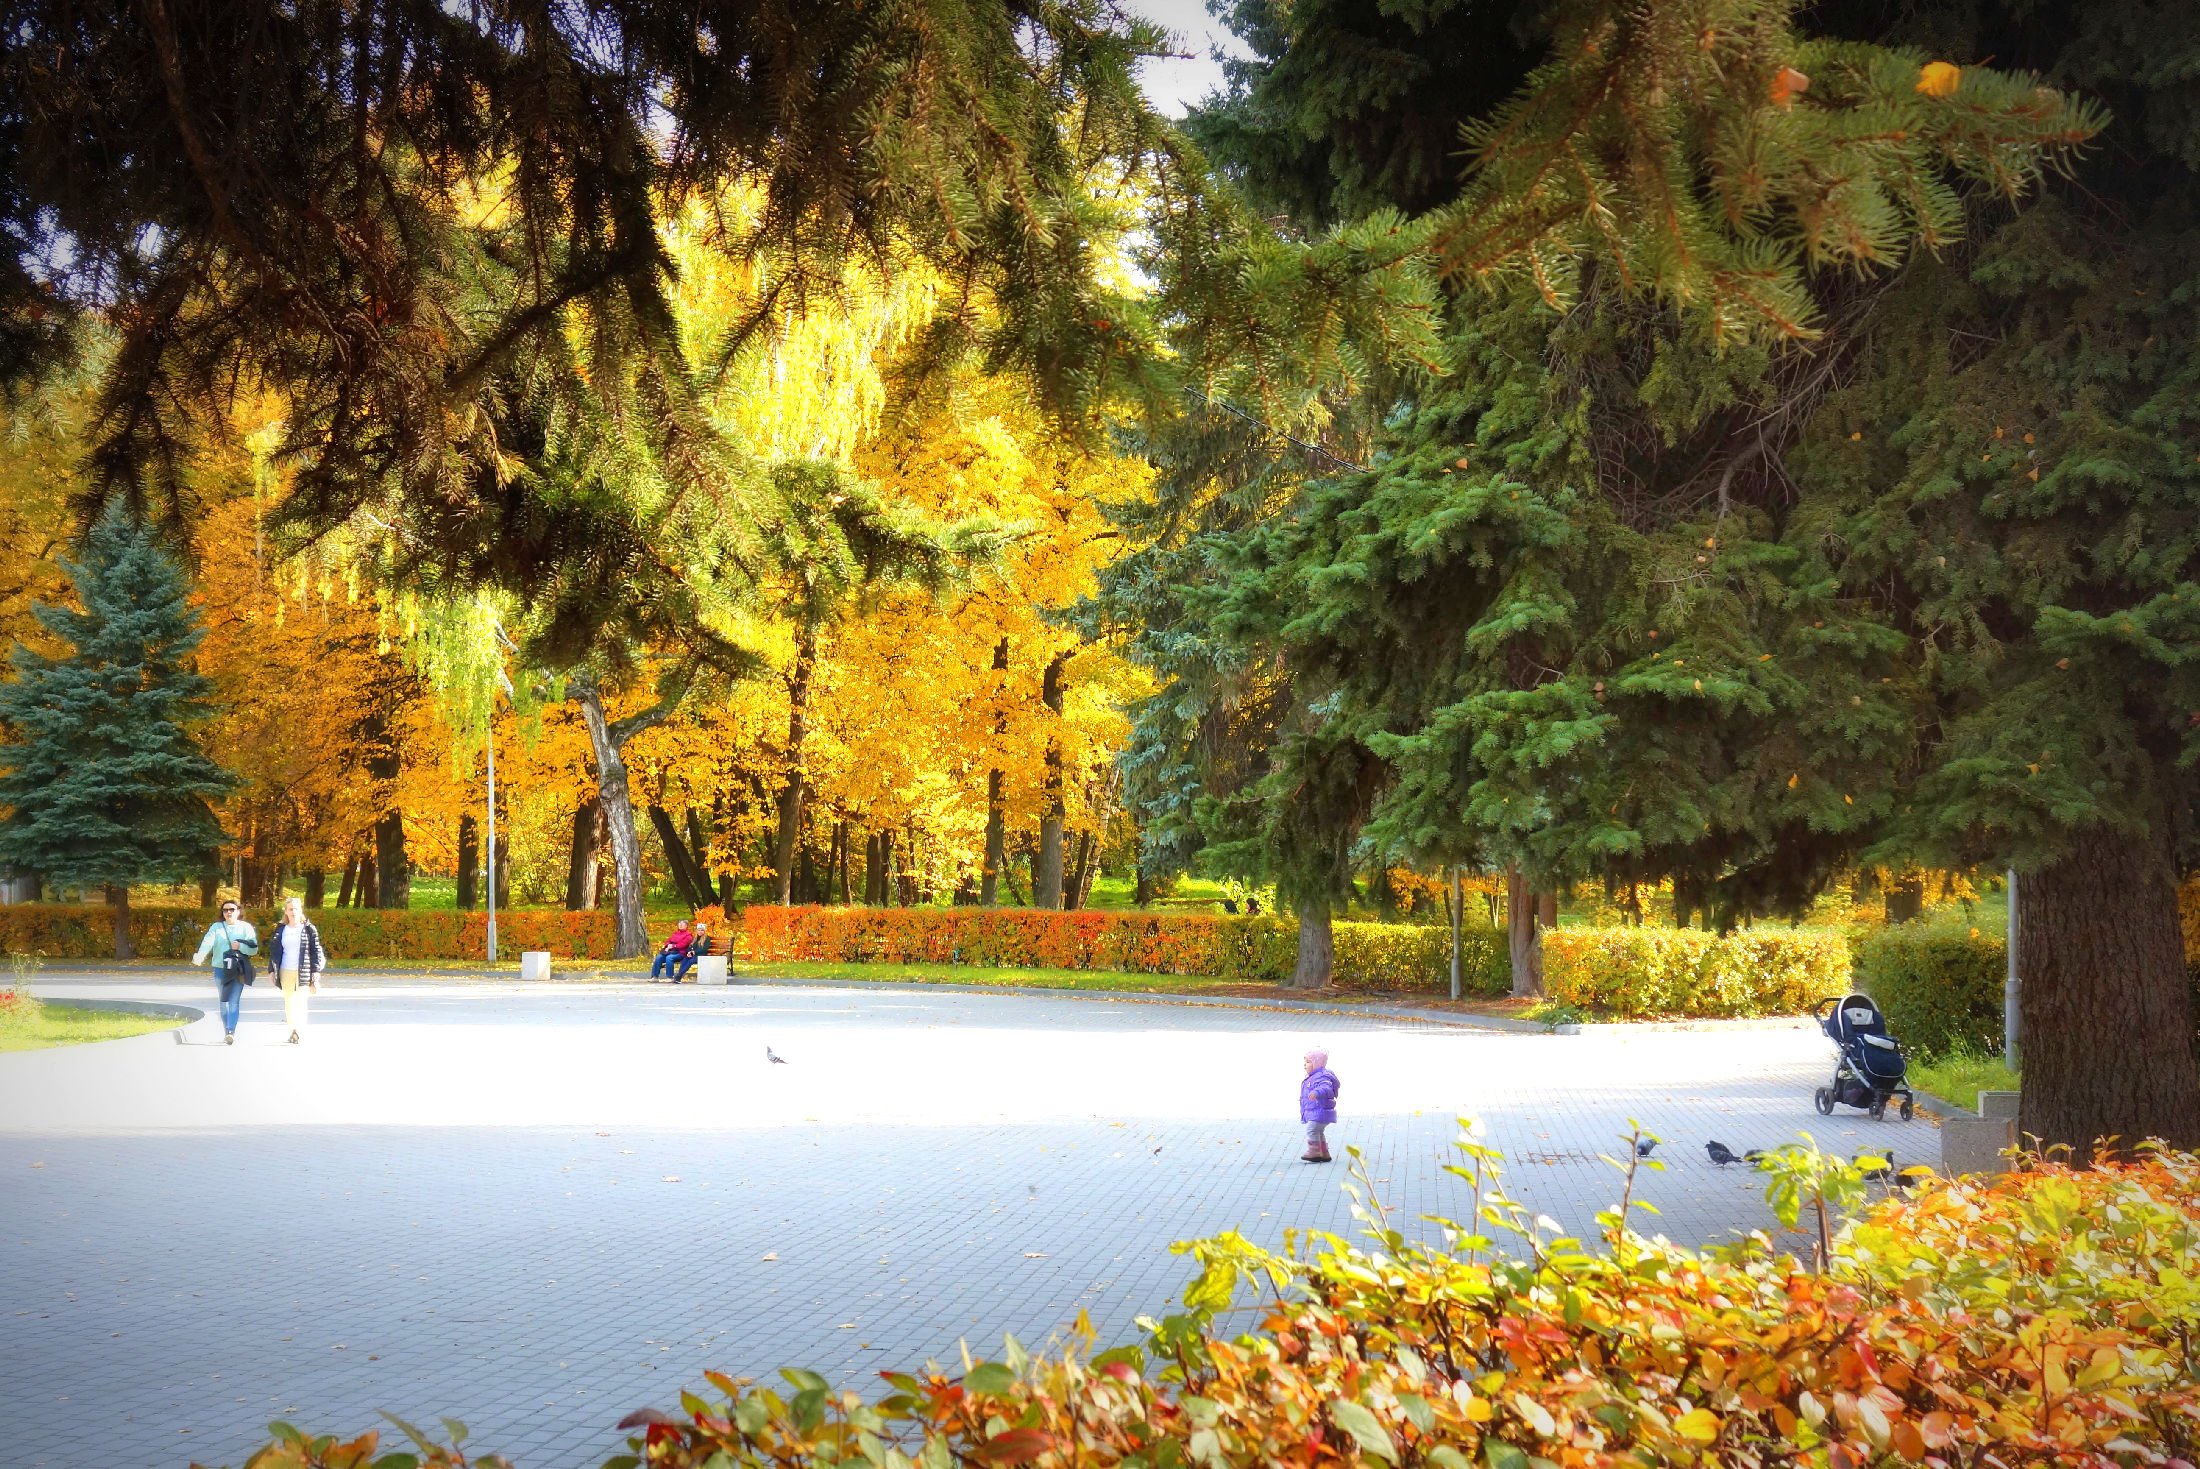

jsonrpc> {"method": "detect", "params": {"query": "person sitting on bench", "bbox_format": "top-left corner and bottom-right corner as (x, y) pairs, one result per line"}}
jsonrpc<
(671, 921), (713, 983)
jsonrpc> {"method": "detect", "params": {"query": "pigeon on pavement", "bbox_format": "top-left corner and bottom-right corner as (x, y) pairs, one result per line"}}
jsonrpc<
(1705, 1140), (1742, 1166)
(766, 1046), (788, 1065)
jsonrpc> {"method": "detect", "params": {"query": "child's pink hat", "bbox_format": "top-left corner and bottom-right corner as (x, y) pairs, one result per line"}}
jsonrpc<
(1304, 1047), (1328, 1066)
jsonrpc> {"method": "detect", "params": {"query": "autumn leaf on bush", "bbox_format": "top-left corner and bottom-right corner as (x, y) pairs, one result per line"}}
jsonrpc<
(1916, 62), (1961, 97)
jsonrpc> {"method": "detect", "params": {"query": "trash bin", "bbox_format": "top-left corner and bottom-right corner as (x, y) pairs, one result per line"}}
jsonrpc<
(694, 955), (729, 986)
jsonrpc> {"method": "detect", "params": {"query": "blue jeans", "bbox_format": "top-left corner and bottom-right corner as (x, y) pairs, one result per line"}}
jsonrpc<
(649, 952), (681, 979)
(673, 951), (705, 981)
(218, 977), (244, 1034)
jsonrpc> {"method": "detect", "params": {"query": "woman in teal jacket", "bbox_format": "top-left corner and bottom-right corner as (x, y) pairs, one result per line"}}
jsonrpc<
(190, 899), (258, 1044)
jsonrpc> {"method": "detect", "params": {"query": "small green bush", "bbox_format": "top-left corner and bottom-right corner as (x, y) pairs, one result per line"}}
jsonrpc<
(1852, 921), (2006, 1059)
(1541, 926), (1846, 1017)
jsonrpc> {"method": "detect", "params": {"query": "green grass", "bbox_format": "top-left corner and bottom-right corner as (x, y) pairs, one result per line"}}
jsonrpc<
(1909, 1048), (2019, 1111)
(0, 997), (184, 1052)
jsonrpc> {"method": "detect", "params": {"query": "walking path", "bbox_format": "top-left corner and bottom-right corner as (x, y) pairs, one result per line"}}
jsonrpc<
(0, 977), (1914, 1468)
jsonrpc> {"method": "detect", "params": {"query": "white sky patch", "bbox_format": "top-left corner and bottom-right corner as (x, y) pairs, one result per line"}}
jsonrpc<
(1119, 0), (1248, 117)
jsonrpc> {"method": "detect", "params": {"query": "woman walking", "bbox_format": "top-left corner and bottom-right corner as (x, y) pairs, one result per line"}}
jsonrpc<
(265, 896), (328, 1045)
(190, 899), (258, 1044)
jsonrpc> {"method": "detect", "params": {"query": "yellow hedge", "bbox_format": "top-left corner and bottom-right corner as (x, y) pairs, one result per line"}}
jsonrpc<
(1541, 925), (1848, 1017)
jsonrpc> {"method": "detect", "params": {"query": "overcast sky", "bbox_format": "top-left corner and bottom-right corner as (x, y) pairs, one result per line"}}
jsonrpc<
(1119, 0), (1248, 117)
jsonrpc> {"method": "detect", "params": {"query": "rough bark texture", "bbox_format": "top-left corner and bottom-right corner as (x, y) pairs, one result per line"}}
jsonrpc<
(565, 796), (604, 911)
(359, 853), (379, 909)
(864, 832), (883, 905)
(2016, 826), (2200, 1160)
(107, 884), (134, 960)
(1032, 650), (1067, 910)
(373, 809), (410, 908)
(981, 637), (1009, 905)
(302, 866), (325, 909)
(1507, 866), (1544, 997)
(771, 625), (818, 905)
(455, 815), (478, 911)
(576, 682), (650, 959)
(1291, 901), (1333, 989)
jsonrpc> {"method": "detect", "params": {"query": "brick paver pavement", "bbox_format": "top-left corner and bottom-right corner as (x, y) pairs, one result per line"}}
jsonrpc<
(0, 977), (1923, 1468)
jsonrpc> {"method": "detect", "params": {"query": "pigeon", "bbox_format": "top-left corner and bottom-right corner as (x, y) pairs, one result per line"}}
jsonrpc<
(1635, 1138), (1658, 1158)
(1705, 1140), (1742, 1166)
(766, 1046), (788, 1065)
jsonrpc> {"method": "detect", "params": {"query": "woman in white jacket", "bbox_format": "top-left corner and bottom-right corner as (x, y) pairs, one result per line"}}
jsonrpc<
(189, 899), (258, 1044)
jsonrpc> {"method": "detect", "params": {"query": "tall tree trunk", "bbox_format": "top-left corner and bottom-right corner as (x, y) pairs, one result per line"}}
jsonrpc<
(493, 828), (510, 911)
(456, 815), (479, 911)
(1507, 866), (1544, 997)
(1133, 869), (1155, 907)
(878, 828), (898, 907)
(1065, 831), (1096, 911)
(2016, 826), (2200, 1160)
(1885, 873), (1925, 924)
(898, 820), (920, 906)
(565, 796), (604, 911)
(303, 866), (325, 909)
(198, 871), (219, 906)
(826, 821), (845, 905)
(107, 884), (134, 961)
(576, 680), (650, 959)
(647, 804), (712, 909)
(359, 852), (379, 909)
(1291, 900), (1333, 990)
(864, 832), (882, 905)
(1032, 649), (1068, 910)
(1538, 888), (1558, 933)
(336, 852), (356, 908)
(981, 636), (1009, 905)
(683, 810), (714, 904)
(373, 810), (410, 909)
(771, 623), (819, 905)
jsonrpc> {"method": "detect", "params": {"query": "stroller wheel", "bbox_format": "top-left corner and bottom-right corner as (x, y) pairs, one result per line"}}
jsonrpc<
(1899, 1098), (1915, 1122)
(1813, 1086), (1836, 1116)
(1868, 1095), (1887, 1121)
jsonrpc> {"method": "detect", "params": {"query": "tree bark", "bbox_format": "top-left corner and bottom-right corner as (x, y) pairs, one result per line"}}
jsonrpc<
(1507, 866), (1544, 997)
(826, 821), (846, 905)
(1291, 900), (1333, 990)
(359, 852), (379, 909)
(373, 809), (410, 908)
(771, 623), (819, 905)
(198, 871), (220, 906)
(647, 803), (712, 909)
(107, 884), (134, 961)
(1133, 869), (1155, 907)
(899, 820), (920, 905)
(493, 825), (510, 910)
(878, 828), (897, 906)
(456, 815), (479, 911)
(1065, 830), (1096, 911)
(981, 636), (1009, 905)
(336, 852), (356, 908)
(303, 866), (325, 909)
(864, 832), (882, 905)
(575, 680), (649, 959)
(1885, 873), (1925, 924)
(565, 796), (604, 911)
(1032, 650), (1068, 910)
(2016, 826), (2200, 1160)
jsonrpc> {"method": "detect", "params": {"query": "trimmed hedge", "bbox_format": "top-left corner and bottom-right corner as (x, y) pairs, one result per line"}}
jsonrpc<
(1852, 922), (2006, 1059)
(0, 903), (620, 961)
(224, 1146), (2200, 1469)
(1541, 925), (1847, 1017)
(734, 905), (1512, 994)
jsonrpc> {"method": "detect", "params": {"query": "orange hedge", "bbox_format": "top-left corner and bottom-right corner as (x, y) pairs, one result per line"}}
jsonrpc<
(0, 904), (619, 960)
(731, 906), (1512, 993)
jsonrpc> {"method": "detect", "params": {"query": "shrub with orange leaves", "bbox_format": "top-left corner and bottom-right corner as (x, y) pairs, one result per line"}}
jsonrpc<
(217, 1141), (2200, 1469)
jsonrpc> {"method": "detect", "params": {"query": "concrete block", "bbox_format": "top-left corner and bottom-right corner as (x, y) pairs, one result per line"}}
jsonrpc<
(520, 951), (552, 983)
(1977, 1089), (2020, 1120)
(1941, 1113), (2016, 1177)
(694, 955), (729, 986)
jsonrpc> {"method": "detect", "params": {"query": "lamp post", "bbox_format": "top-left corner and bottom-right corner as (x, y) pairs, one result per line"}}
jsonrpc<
(485, 619), (515, 966)
(2004, 868), (2020, 1072)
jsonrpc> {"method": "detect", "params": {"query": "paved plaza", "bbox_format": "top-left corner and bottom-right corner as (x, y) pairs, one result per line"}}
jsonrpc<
(0, 977), (1921, 1468)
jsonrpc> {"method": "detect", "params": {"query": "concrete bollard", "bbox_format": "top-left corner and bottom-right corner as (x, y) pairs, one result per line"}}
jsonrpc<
(694, 955), (729, 986)
(520, 951), (552, 983)
(1941, 1091), (2019, 1177)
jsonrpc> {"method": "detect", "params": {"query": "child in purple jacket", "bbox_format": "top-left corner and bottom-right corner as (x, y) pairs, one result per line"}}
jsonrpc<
(1299, 1048), (1340, 1163)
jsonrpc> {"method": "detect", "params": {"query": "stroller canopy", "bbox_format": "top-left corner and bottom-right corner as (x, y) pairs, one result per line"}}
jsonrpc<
(1825, 992), (1892, 1045)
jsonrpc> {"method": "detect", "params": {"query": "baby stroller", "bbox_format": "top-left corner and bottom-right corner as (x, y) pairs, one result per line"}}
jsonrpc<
(1813, 993), (1914, 1121)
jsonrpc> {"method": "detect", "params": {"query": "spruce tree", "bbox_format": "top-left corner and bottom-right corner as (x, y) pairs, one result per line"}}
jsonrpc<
(0, 500), (231, 958)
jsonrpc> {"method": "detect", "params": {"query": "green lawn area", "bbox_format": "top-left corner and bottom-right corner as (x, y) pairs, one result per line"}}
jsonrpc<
(0, 998), (184, 1052)
(1910, 1048), (2019, 1111)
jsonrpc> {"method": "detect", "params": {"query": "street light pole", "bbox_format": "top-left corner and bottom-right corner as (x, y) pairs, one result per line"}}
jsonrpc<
(2004, 868), (2020, 1072)
(486, 718), (498, 965)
